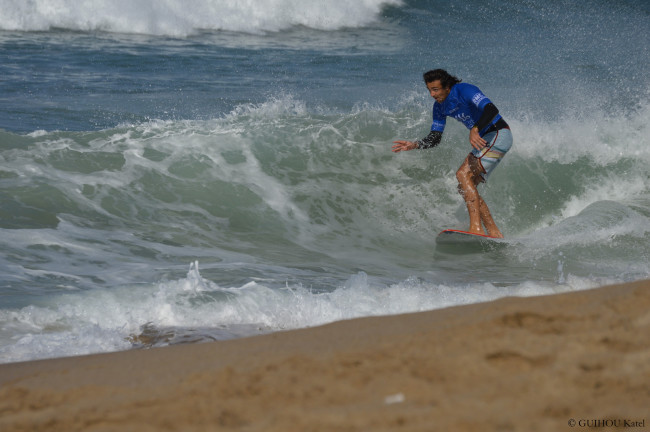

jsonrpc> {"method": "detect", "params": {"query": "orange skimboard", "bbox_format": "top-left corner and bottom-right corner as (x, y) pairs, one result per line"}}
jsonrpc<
(436, 229), (502, 245)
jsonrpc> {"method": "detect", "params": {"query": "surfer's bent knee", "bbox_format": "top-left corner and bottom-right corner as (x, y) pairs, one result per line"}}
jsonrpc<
(456, 155), (483, 191)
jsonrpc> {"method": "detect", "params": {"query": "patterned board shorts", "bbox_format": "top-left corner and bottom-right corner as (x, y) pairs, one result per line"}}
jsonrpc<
(471, 128), (513, 181)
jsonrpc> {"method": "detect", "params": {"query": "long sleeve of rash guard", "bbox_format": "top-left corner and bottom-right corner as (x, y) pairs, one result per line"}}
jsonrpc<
(417, 102), (500, 149)
(474, 102), (499, 132)
(415, 130), (442, 149)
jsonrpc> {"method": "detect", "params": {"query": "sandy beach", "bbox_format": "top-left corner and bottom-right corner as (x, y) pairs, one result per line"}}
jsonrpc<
(1, 280), (649, 431)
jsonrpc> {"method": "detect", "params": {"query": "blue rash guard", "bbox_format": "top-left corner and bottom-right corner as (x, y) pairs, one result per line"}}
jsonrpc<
(414, 81), (513, 181)
(430, 83), (502, 136)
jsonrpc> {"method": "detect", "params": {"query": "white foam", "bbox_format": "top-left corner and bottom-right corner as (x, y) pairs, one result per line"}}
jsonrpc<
(559, 176), (649, 220)
(0, 261), (611, 364)
(511, 100), (650, 165)
(0, 0), (403, 36)
(224, 94), (309, 119)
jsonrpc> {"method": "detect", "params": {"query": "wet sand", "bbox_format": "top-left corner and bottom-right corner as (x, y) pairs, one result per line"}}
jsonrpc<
(1, 280), (649, 431)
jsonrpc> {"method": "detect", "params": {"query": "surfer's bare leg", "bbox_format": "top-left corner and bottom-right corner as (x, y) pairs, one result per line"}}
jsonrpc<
(468, 155), (504, 238)
(457, 155), (504, 238)
(456, 156), (485, 235)
(477, 196), (503, 238)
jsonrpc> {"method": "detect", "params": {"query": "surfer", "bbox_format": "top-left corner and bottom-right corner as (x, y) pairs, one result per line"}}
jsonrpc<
(392, 69), (512, 238)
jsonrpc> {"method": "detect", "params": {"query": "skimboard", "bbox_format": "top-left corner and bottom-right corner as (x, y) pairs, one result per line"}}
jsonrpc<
(436, 229), (502, 245)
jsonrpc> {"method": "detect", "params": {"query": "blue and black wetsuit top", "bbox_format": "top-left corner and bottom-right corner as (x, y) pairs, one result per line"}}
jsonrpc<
(431, 83), (501, 135)
(417, 83), (508, 149)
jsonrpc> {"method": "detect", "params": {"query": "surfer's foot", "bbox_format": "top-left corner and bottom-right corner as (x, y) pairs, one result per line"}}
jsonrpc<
(485, 228), (504, 238)
(468, 227), (487, 236)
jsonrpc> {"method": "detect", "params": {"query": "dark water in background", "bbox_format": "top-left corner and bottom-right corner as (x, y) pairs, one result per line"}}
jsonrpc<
(0, 0), (648, 363)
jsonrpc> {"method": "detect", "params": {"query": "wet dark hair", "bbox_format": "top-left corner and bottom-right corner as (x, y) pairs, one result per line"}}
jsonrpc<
(423, 69), (461, 88)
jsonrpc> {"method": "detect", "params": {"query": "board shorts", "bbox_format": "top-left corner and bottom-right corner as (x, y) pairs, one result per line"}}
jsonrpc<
(471, 127), (512, 182)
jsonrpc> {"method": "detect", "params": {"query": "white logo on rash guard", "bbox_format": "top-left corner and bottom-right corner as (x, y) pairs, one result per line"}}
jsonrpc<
(472, 93), (486, 106)
(432, 120), (445, 130)
(457, 113), (472, 126)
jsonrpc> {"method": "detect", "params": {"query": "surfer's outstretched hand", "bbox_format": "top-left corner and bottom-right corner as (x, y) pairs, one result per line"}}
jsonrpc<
(392, 140), (417, 153)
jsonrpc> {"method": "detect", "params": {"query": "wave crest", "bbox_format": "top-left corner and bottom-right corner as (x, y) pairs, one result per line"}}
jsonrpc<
(0, 0), (403, 36)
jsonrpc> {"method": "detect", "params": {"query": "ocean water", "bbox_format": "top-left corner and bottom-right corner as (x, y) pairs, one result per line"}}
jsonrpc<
(0, 0), (649, 363)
